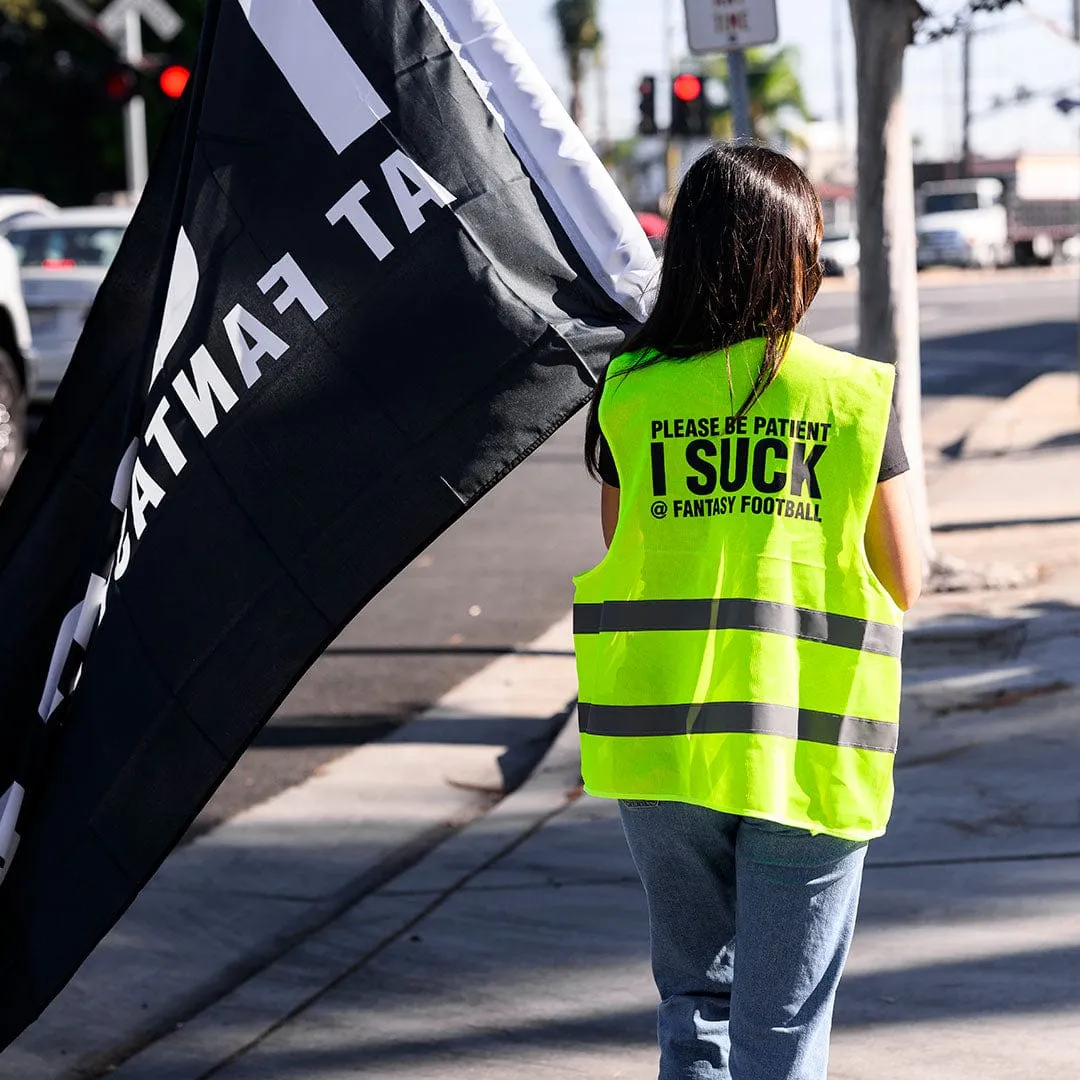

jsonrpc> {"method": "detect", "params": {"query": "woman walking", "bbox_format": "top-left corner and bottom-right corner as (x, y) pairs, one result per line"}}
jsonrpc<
(573, 145), (921, 1080)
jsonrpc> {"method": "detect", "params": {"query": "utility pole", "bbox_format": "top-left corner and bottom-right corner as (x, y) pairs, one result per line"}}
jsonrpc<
(121, 8), (149, 197)
(1073, 0), (1079, 41)
(960, 22), (972, 177)
(833, 0), (848, 154)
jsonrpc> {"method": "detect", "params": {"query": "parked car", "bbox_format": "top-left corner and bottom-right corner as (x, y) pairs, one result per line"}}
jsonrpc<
(0, 189), (59, 236)
(0, 232), (33, 495)
(636, 211), (667, 255)
(5, 206), (132, 406)
(819, 225), (859, 277)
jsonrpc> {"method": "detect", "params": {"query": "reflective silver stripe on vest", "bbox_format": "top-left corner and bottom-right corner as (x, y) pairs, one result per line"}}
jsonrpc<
(573, 598), (901, 658)
(578, 701), (898, 753)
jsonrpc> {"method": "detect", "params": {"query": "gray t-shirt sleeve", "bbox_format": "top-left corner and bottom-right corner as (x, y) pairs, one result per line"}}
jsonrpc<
(597, 434), (620, 487)
(878, 405), (910, 483)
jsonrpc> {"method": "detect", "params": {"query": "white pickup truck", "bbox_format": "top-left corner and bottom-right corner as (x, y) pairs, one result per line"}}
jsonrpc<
(0, 234), (32, 497)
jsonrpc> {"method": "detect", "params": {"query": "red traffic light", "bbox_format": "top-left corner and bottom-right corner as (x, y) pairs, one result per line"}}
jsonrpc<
(158, 64), (190, 99)
(104, 68), (137, 103)
(672, 73), (702, 103)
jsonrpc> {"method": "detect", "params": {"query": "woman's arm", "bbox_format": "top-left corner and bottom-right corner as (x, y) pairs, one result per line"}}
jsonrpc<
(865, 474), (923, 611)
(601, 483), (620, 549)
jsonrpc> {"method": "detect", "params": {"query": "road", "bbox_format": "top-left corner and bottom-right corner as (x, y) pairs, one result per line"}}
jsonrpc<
(187, 269), (1078, 829)
(810, 269), (1078, 397)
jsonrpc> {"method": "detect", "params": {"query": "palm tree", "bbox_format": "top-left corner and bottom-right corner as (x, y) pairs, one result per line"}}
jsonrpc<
(552, 0), (602, 128)
(703, 46), (812, 148)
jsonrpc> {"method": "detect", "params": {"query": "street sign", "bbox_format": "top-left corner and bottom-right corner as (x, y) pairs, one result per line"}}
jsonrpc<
(683, 0), (779, 54)
(98, 0), (183, 44)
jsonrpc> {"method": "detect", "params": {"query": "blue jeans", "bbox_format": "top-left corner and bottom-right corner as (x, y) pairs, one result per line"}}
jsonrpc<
(619, 800), (868, 1080)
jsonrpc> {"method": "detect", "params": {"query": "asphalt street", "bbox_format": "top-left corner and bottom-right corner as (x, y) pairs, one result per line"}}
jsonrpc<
(808, 270), (1079, 399)
(119, 268), (1078, 831)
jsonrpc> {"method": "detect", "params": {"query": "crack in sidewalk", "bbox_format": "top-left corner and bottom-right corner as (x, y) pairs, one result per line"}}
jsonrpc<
(192, 792), (583, 1080)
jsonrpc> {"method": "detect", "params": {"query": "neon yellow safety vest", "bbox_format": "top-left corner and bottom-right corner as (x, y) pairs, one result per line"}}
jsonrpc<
(573, 334), (903, 841)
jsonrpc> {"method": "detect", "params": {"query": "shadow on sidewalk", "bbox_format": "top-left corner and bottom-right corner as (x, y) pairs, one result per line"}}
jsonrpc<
(160, 800), (1080, 1079)
(192, 1011), (659, 1080)
(836, 940), (1080, 1028)
(921, 319), (1078, 399)
(127, 600), (1080, 1077)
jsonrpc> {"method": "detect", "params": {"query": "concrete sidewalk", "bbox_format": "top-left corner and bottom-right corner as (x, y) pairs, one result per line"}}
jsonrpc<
(0, 619), (583, 1080)
(105, 685), (1080, 1079)
(3, 373), (1080, 1080)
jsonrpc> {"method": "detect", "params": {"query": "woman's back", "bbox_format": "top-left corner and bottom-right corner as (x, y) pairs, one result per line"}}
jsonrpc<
(575, 333), (902, 841)
(574, 143), (922, 1080)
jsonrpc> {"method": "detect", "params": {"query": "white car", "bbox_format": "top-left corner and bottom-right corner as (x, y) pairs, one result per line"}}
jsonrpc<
(819, 227), (859, 277)
(5, 206), (132, 405)
(0, 189), (59, 236)
(0, 233), (33, 494)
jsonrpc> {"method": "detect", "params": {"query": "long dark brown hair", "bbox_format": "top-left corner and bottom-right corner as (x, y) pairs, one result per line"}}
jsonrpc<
(585, 144), (824, 479)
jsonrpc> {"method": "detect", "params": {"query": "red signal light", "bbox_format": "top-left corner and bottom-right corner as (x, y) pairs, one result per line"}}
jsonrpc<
(672, 73), (702, 103)
(158, 64), (190, 99)
(104, 69), (137, 103)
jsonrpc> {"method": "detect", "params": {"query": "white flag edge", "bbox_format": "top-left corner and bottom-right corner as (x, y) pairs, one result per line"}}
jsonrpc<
(419, 0), (659, 324)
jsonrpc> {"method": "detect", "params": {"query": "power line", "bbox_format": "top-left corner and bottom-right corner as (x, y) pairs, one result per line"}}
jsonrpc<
(973, 79), (1080, 118)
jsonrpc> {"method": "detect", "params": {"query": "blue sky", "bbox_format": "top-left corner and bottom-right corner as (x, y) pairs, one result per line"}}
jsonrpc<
(495, 0), (1080, 161)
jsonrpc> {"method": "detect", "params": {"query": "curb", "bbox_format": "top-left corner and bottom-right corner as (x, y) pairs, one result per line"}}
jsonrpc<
(904, 614), (1027, 655)
(817, 264), (1079, 295)
(102, 709), (583, 1080)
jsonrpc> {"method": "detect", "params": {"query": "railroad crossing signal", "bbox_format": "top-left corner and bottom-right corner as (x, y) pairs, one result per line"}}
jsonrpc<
(95, 0), (185, 196)
(98, 0), (183, 43)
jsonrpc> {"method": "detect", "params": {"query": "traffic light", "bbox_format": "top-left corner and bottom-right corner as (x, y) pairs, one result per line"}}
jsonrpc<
(670, 72), (708, 137)
(637, 75), (658, 136)
(158, 64), (190, 99)
(100, 60), (191, 105)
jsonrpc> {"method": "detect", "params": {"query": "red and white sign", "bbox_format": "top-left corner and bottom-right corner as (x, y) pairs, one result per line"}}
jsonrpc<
(683, 0), (779, 54)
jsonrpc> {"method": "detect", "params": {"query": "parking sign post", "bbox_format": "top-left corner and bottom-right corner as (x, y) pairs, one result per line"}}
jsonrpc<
(725, 48), (753, 140)
(683, 0), (779, 142)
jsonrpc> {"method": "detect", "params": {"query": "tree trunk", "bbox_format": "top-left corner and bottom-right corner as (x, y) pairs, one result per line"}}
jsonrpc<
(569, 52), (584, 127)
(849, 0), (935, 572)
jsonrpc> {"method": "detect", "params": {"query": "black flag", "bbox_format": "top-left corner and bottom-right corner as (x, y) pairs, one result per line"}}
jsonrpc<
(0, 0), (654, 1045)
